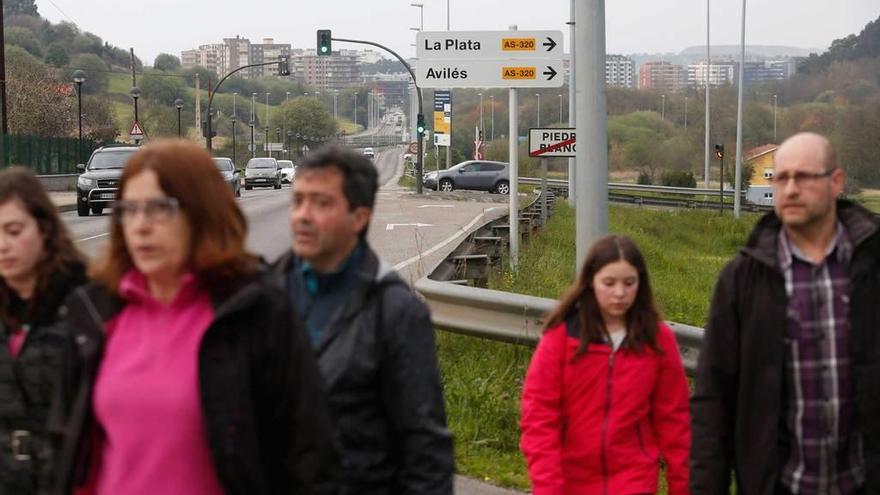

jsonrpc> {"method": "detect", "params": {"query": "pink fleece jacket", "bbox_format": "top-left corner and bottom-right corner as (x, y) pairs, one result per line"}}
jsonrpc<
(91, 270), (224, 495)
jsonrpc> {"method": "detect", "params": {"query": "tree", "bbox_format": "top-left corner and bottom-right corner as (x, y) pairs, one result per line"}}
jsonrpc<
(139, 102), (179, 138)
(5, 26), (43, 58)
(279, 98), (337, 143)
(73, 32), (103, 57)
(68, 54), (109, 94)
(42, 20), (78, 47)
(81, 96), (119, 143)
(44, 43), (69, 67)
(4, 0), (38, 16)
(140, 73), (187, 106)
(6, 54), (74, 137)
(153, 53), (181, 72)
(6, 45), (45, 78)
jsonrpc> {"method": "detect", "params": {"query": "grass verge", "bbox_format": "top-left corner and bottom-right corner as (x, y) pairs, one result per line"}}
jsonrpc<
(439, 201), (761, 491)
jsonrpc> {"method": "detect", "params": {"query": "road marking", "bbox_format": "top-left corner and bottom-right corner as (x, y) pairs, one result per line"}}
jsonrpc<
(393, 210), (489, 271)
(76, 233), (109, 243)
(386, 223), (433, 231)
(418, 204), (455, 209)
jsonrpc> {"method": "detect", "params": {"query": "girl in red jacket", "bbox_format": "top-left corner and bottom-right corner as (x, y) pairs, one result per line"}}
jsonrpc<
(521, 234), (690, 495)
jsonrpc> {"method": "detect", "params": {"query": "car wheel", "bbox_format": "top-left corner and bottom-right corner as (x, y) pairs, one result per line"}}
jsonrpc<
(77, 201), (90, 217)
(495, 180), (510, 195)
(245, 185), (252, 191)
(439, 179), (454, 192)
(91, 206), (104, 215)
(274, 180), (282, 190)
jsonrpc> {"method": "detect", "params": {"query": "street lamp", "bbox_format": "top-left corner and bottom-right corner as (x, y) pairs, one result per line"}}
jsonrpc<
(265, 92), (270, 158)
(490, 94), (495, 141)
(287, 130), (292, 158)
(478, 93), (483, 134)
(250, 92), (256, 158)
(684, 95), (688, 131)
(353, 92), (358, 128)
(661, 94), (666, 120)
(773, 94), (778, 142)
(72, 70), (86, 164)
(174, 98), (183, 137)
(231, 114), (237, 165)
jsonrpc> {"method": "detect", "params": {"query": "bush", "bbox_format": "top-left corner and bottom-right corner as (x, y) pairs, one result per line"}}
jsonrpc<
(660, 170), (697, 188)
(637, 172), (653, 185)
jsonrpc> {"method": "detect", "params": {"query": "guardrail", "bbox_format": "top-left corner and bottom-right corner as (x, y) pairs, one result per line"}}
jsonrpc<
(519, 177), (745, 197)
(416, 277), (702, 374)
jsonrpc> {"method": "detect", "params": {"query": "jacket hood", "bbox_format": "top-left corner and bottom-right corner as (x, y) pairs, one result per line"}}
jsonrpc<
(741, 199), (879, 270)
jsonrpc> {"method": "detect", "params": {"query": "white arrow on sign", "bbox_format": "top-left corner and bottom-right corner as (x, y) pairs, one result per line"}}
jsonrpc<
(386, 223), (434, 231)
(417, 59), (564, 89)
(417, 30), (564, 60)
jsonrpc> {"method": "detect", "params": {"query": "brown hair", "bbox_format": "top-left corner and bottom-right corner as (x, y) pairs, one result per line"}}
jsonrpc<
(0, 167), (84, 322)
(545, 234), (661, 356)
(93, 140), (258, 295)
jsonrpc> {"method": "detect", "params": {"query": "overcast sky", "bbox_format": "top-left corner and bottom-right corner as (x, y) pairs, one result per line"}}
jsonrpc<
(36, 0), (880, 65)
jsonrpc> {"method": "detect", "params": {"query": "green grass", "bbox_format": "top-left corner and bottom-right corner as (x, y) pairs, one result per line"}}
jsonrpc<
(439, 202), (760, 490)
(108, 72), (131, 94)
(398, 174), (416, 188)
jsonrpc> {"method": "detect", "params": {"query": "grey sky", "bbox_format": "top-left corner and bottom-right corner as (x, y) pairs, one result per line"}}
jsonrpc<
(38, 0), (880, 65)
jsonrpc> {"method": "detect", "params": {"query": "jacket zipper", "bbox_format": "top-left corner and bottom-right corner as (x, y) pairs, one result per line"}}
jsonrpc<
(636, 421), (648, 457)
(600, 350), (616, 495)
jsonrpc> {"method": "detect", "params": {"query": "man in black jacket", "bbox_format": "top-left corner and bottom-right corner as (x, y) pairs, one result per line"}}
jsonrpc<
(691, 132), (880, 495)
(271, 145), (454, 494)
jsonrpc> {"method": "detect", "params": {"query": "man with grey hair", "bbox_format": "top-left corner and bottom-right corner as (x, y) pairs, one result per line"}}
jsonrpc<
(691, 132), (880, 494)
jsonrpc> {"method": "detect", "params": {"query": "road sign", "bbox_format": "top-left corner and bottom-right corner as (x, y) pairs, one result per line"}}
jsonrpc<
(434, 134), (450, 146)
(264, 143), (284, 151)
(433, 90), (452, 145)
(417, 59), (564, 88)
(528, 128), (576, 158)
(129, 121), (144, 137)
(408, 142), (419, 154)
(417, 31), (564, 60)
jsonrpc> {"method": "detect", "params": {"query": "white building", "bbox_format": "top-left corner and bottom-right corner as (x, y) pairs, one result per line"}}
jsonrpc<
(688, 62), (736, 88)
(606, 55), (635, 88)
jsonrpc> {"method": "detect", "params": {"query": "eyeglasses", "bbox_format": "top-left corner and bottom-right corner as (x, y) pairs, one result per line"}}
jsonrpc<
(770, 169), (835, 188)
(113, 197), (180, 224)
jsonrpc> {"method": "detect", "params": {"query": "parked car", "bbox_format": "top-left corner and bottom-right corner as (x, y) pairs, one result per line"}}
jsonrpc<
(422, 160), (510, 194)
(212, 157), (241, 197)
(75, 144), (140, 217)
(244, 157), (282, 190)
(363, 147), (375, 157)
(277, 160), (296, 184)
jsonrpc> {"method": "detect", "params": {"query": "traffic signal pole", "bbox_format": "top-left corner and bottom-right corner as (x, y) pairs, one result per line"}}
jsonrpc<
(328, 34), (425, 194)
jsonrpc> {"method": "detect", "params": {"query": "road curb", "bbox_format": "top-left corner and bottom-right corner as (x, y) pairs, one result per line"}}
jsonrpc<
(57, 204), (78, 213)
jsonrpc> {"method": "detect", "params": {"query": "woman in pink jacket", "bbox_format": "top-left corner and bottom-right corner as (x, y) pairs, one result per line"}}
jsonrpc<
(521, 234), (690, 495)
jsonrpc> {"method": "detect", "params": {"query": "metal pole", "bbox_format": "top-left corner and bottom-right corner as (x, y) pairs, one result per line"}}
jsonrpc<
(540, 158), (548, 226)
(177, 108), (181, 137)
(704, 0), (711, 188)
(568, 0), (577, 207)
(661, 94), (665, 120)
(266, 92), (270, 157)
(232, 118), (236, 165)
(251, 93), (256, 158)
(559, 94), (563, 123)
(684, 95), (688, 131)
(719, 154), (724, 213)
(509, 86), (519, 270)
(478, 93), (483, 134)
(354, 92), (358, 128)
(773, 94), (777, 142)
(76, 82), (83, 164)
(733, 0), (746, 217)
(536, 93), (541, 127)
(575, 0), (609, 268)
(490, 95), (495, 141)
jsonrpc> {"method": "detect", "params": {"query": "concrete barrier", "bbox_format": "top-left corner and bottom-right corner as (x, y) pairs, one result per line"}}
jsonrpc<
(37, 174), (78, 192)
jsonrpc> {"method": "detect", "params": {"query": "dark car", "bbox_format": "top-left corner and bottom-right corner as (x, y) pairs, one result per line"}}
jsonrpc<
(422, 160), (510, 194)
(75, 144), (140, 217)
(244, 158), (282, 190)
(213, 157), (241, 197)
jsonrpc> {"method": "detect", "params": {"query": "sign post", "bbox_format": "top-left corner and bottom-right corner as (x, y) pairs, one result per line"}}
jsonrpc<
(529, 128), (577, 228)
(416, 29), (564, 269)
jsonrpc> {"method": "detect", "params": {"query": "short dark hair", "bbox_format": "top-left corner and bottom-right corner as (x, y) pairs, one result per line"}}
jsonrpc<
(299, 145), (378, 211)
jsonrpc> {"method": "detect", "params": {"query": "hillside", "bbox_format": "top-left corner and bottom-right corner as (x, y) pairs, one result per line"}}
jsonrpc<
(799, 15), (880, 73)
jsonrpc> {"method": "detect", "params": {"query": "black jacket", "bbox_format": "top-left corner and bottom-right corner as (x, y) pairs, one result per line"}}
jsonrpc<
(271, 247), (454, 495)
(0, 262), (86, 495)
(691, 200), (880, 495)
(47, 274), (333, 495)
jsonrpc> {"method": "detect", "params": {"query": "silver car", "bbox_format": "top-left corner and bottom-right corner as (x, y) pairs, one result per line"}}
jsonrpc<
(244, 158), (282, 190)
(277, 160), (296, 184)
(212, 157), (241, 197)
(423, 160), (511, 194)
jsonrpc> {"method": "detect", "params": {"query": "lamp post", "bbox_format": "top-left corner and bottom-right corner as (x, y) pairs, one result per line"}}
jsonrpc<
(558, 93), (563, 123)
(353, 92), (358, 128)
(174, 98), (183, 137)
(287, 130), (292, 158)
(250, 92), (256, 158)
(773, 94), (778, 142)
(265, 92), (270, 157)
(129, 86), (141, 123)
(661, 94), (666, 120)
(684, 95), (688, 131)
(72, 70), (86, 164)
(231, 115), (237, 165)
(477, 93), (483, 133)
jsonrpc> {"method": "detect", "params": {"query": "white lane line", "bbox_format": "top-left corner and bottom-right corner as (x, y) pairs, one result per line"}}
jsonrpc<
(418, 205), (455, 209)
(76, 233), (109, 243)
(393, 210), (489, 271)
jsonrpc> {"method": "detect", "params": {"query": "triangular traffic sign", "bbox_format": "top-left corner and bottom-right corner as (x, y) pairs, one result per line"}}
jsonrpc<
(130, 121), (144, 137)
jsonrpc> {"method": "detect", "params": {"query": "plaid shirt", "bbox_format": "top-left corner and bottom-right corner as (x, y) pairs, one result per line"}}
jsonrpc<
(778, 223), (865, 494)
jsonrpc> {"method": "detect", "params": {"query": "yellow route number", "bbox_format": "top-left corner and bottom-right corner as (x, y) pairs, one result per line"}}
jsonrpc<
(502, 38), (537, 51)
(502, 67), (537, 80)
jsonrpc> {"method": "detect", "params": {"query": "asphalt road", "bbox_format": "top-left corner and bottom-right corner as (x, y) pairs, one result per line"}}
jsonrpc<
(61, 146), (521, 495)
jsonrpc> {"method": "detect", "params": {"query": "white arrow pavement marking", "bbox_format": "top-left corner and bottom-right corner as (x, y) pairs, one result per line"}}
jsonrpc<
(417, 205), (455, 208)
(386, 223), (434, 231)
(393, 211), (489, 271)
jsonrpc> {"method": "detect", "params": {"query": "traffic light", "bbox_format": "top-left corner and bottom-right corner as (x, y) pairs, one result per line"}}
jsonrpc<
(714, 144), (724, 160)
(416, 114), (426, 136)
(277, 58), (290, 76)
(317, 30), (332, 56)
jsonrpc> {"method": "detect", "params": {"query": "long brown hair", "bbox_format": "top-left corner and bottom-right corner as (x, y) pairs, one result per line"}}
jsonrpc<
(545, 234), (661, 356)
(0, 167), (84, 323)
(93, 140), (258, 295)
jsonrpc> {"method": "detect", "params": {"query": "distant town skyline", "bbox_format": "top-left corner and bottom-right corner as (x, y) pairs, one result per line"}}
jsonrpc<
(36, 0), (879, 66)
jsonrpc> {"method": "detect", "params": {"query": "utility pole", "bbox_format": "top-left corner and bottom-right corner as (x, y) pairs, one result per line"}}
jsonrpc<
(129, 48), (137, 88)
(704, 0), (711, 188)
(194, 73), (202, 141)
(568, 0), (577, 207)
(733, 0), (746, 217)
(575, 0), (609, 268)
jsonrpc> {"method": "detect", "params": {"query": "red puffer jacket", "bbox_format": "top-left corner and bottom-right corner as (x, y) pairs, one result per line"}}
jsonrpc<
(520, 319), (691, 495)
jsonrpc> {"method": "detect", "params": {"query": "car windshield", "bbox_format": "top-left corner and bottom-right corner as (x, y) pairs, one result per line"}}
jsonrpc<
(278, 161), (294, 168)
(247, 159), (275, 169)
(213, 159), (234, 171)
(88, 150), (136, 170)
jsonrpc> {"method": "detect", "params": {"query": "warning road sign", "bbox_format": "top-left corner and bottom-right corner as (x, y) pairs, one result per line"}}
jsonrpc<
(129, 121), (144, 137)
(528, 128), (576, 158)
